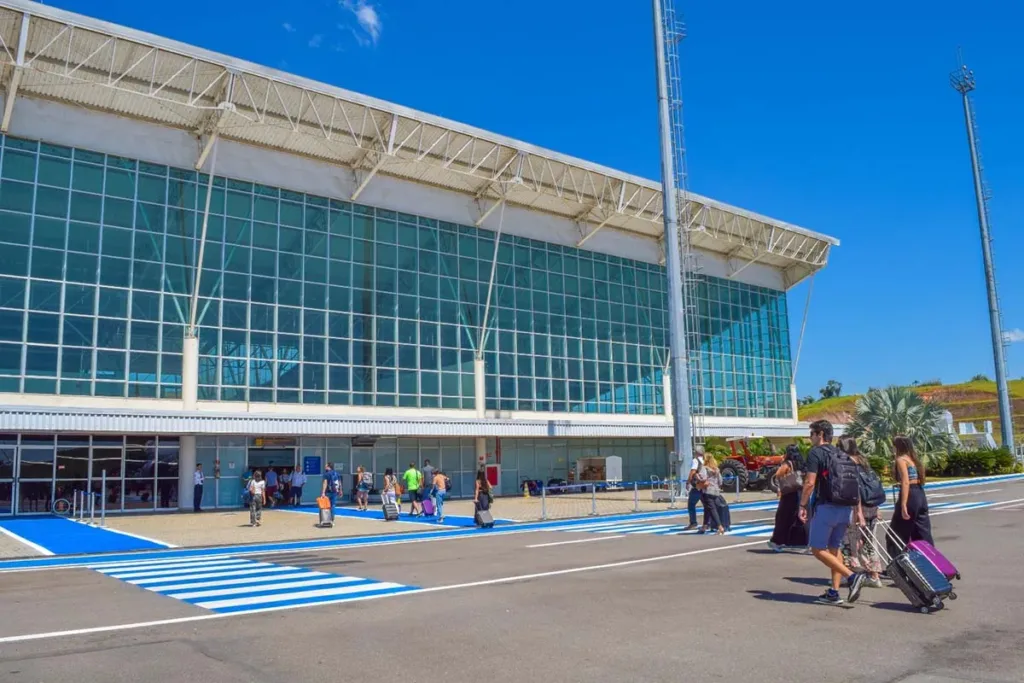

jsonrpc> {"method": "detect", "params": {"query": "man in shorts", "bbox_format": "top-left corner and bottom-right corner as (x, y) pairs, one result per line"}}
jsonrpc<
(402, 463), (423, 516)
(799, 419), (866, 606)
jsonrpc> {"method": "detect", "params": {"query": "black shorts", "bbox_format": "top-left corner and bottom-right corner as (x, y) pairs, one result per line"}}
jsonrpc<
(407, 489), (422, 503)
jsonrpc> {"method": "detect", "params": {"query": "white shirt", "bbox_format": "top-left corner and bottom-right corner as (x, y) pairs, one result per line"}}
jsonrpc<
(291, 472), (306, 487)
(281, 472), (292, 485)
(249, 480), (266, 497)
(194, 470), (204, 486)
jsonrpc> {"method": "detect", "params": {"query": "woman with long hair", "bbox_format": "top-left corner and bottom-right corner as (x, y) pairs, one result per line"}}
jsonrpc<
(767, 444), (808, 551)
(889, 435), (933, 555)
(473, 470), (493, 527)
(696, 454), (730, 535)
(381, 467), (397, 512)
(837, 437), (883, 588)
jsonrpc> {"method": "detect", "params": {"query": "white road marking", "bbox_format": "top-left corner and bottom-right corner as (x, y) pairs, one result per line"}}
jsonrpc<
(148, 571), (324, 593)
(991, 503), (1024, 512)
(0, 539), (766, 644)
(0, 524), (54, 556)
(930, 498), (1024, 516)
(167, 575), (367, 600)
(527, 535), (627, 548)
(928, 488), (1001, 499)
(69, 519), (178, 548)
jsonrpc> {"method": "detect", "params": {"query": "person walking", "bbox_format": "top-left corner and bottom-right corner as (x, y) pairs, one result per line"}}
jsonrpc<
(321, 463), (341, 523)
(431, 469), (448, 523)
(798, 419), (867, 606)
(248, 470), (266, 527)
(382, 468), (398, 511)
(265, 467), (279, 508)
(290, 467), (306, 506)
(888, 435), (934, 556)
(473, 470), (493, 526)
(402, 462), (423, 516)
(768, 444), (808, 551)
(355, 465), (372, 512)
(193, 463), (204, 513)
(696, 455), (729, 535)
(684, 448), (706, 531)
(837, 437), (884, 588)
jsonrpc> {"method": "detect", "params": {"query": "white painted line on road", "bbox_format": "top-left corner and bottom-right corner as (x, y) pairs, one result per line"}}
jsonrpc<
(527, 535), (627, 548)
(107, 560), (261, 580)
(0, 524), (54, 557)
(130, 565), (301, 585)
(83, 523), (179, 548)
(149, 570), (324, 593)
(194, 581), (407, 610)
(991, 504), (1024, 512)
(167, 575), (367, 601)
(929, 488), (1001, 499)
(930, 498), (1024, 517)
(0, 538), (765, 644)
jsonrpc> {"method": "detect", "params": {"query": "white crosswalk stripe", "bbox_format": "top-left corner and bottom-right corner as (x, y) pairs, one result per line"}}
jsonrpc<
(553, 500), (1000, 539)
(90, 557), (418, 614)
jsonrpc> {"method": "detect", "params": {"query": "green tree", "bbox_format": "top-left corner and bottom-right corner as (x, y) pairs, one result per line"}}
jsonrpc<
(819, 379), (842, 399)
(970, 374), (990, 382)
(844, 386), (957, 463)
(798, 395), (817, 406)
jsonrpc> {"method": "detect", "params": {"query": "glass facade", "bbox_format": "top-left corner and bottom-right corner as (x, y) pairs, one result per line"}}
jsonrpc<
(0, 433), (179, 514)
(0, 134), (793, 418)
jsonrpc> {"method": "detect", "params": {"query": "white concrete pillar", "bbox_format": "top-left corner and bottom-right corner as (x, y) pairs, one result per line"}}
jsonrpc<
(663, 369), (673, 418)
(790, 383), (799, 422)
(179, 435), (197, 512)
(474, 356), (486, 418)
(183, 334), (199, 410)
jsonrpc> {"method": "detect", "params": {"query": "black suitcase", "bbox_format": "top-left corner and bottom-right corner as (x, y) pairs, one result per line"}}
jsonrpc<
(864, 524), (955, 613)
(382, 500), (399, 521)
(475, 509), (494, 528)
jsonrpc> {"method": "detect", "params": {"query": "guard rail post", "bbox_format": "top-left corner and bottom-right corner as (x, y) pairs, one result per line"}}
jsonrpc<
(71, 490), (78, 518)
(590, 483), (597, 516)
(734, 475), (742, 504)
(541, 484), (547, 521)
(633, 482), (639, 512)
(89, 487), (95, 525)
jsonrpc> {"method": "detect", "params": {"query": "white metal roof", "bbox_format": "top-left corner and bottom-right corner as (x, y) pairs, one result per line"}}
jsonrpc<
(0, 405), (833, 439)
(0, 0), (837, 287)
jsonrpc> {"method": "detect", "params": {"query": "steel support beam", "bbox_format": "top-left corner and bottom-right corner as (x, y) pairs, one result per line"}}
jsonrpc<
(1, 13), (30, 134)
(576, 214), (614, 247)
(351, 115), (398, 201)
(475, 196), (506, 227)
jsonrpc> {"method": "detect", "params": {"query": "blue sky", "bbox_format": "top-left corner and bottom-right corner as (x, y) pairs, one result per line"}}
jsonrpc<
(47, 0), (1024, 398)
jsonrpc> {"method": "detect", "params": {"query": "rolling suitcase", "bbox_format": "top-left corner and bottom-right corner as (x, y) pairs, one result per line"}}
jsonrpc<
(422, 497), (435, 517)
(382, 498), (400, 521)
(475, 509), (495, 528)
(316, 496), (334, 528)
(863, 524), (956, 613)
(909, 540), (960, 581)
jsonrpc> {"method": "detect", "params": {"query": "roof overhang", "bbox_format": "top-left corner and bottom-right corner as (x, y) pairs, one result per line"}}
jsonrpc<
(0, 0), (838, 287)
(0, 405), (828, 440)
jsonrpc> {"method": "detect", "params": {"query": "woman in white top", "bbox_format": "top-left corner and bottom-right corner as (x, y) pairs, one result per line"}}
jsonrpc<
(382, 468), (398, 511)
(248, 470), (267, 527)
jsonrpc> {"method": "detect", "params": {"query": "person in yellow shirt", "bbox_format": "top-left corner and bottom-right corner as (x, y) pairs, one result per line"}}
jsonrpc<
(402, 463), (423, 517)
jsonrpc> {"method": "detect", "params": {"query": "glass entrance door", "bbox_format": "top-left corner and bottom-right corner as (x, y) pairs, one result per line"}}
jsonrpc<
(15, 437), (56, 515)
(0, 439), (14, 516)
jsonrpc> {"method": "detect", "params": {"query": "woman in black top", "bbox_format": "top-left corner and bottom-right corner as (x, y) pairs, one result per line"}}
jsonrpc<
(768, 444), (808, 551)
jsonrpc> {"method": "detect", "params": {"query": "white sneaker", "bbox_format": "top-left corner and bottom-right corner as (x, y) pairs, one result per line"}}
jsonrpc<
(766, 541), (783, 552)
(867, 577), (884, 589)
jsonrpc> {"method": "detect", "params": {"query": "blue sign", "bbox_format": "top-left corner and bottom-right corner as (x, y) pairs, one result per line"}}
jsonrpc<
(303, 456), (322, 476)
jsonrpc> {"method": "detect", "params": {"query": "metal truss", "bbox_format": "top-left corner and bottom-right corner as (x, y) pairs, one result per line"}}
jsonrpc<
(0, 0), (836, 283)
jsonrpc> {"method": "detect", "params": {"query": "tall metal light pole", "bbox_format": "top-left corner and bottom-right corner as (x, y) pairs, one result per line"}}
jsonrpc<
(652, 0), (694, 486)
(950, 62), (1015, 451)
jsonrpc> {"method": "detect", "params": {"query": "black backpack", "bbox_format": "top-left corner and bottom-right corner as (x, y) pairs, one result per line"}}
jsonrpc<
(823, 446), (861, 506)
(857, 466), (887, 507)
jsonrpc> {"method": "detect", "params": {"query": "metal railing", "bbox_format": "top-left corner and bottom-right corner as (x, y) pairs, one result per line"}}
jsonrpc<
(69, 470), (107, 527)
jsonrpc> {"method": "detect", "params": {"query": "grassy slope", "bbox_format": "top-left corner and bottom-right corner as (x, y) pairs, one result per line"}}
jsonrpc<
(799, 379), (1024, 438)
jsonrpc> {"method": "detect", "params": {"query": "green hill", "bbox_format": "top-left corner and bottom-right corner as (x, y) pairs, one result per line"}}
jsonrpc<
(799, 379), (1024, 440)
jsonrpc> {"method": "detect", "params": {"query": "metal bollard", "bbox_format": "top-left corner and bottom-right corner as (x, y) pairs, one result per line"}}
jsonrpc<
(590, 483), (597, 516)
(633, 481), (639, 512)
(89, 488), (95, 525)
(734, 475), (742, 504)
(101, 470), (107, 527)
(71, 490), (78, 518)
(78, 491), (85, 521)
(541, 485), (547, 521)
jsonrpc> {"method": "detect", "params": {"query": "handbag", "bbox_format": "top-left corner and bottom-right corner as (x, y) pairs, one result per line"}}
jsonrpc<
(776, 469), (803, 495)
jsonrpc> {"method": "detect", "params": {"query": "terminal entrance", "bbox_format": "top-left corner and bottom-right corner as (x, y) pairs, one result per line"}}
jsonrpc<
(246, 448), (297, 473)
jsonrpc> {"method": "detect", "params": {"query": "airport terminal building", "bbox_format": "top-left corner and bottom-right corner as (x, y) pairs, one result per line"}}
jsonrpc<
(0, 0), (837, 514)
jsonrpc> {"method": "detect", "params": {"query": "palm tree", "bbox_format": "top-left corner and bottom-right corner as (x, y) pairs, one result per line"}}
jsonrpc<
(845, 386), (956, 461)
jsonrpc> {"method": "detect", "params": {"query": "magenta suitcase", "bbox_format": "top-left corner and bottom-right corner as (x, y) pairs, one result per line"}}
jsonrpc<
(421, 497), (435, 516)
(909, 540), (960, 581)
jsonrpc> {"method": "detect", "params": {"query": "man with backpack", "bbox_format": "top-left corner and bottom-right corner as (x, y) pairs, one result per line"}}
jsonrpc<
(798, 420), (867, 606)
(321, 462), (341, 523)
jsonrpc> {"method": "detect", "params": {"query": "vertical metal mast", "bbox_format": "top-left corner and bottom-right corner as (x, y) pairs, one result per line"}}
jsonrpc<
(950, 60), (1015, 451)
(653, 0), (695, 489)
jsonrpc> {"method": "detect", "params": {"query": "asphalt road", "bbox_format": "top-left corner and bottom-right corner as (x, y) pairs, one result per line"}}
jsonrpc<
(0, 481), (1022, 683)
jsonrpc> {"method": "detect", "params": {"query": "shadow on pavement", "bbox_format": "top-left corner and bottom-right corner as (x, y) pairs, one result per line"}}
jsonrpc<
(748, 590), (819, 605)
(783, 576), (830, 587)
(869, 601), (920, 613)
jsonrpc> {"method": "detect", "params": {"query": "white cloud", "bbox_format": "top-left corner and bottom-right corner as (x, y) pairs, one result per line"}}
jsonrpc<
(308, 34), (324, 48)
(1004, 328), (1024, 344)
(282, 22), (296, 33)
(342, 0), (382, 45)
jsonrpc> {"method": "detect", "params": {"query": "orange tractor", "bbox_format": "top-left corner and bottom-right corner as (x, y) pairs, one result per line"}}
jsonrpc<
(716, 438), (783, 493)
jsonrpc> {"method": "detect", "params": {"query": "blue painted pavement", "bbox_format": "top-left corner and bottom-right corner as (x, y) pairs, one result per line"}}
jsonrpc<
(0, 474), (1018, 572)
(0, 517), (169, 555)
(88, 556), (417, 614)
(287, 504), (514, 528)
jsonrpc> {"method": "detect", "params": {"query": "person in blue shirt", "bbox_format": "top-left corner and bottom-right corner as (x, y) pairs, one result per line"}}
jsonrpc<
(321, 462), (341, 522)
